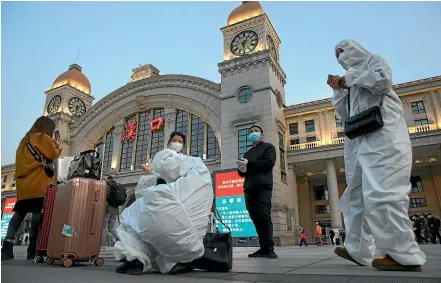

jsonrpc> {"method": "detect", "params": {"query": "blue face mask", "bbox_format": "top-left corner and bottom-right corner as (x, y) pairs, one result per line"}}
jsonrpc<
(249, 132), (261, 143)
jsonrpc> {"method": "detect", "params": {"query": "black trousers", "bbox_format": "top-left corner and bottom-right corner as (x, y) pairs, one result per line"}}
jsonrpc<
(245, 189), (274, 251)
(431, 228), (441, 244)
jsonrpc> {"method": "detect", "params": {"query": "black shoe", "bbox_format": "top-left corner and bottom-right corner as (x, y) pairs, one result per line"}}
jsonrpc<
(115, 259), (144, 275)
(1, 241), (14, 261)
(170, 263), (194, 275)
(265, 250), (278, 259)
(248, 249), (267, 258)
(26, 252), (36, 260)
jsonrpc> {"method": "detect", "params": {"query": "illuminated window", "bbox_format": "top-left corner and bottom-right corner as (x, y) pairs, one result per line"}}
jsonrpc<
(190, 115), (205, 158)
(102, 128), (114, 170)
(150, 109), (165, 159)
(410, 198), (427, 208)
(411, 101), (426, 114)
(410, 176), (423, 193)
(305, 120), (315, 132)
(206, 125), (220, 159)
(120, 115), (137, 172)
(134, 110), (151, 168)
(238, 129), (252, 159)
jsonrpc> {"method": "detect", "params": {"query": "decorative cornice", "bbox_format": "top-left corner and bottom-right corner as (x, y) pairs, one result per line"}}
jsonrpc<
(218, 49), (286, 85)
(1, 164), (15, 171)
(232, 116), (259, 135)
(70, 75), (221, 136)
(45, 85), (95, 103)
(220, 14), (265, 35)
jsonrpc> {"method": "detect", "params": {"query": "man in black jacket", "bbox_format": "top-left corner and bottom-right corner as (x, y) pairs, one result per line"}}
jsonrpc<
(237, 125), (277, 259)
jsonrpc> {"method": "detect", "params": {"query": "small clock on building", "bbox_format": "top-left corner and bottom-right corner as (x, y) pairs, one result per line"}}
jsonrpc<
(47, 95), (61, 114)
(68, 97), (86, 117)
(230, 30), (259, 56)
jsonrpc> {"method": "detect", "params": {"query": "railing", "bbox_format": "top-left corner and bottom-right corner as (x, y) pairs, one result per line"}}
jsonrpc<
(408, 123), (437, 134)
(289, 140), (322, 150)
(332, 137), (344, 145)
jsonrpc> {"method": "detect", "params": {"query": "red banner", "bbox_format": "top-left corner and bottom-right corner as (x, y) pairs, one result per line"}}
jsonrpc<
(150, 117), (164, 132)
(215, 170), (244, 197)
(2, 198), (16, 214)
(122, 120), (138, 141)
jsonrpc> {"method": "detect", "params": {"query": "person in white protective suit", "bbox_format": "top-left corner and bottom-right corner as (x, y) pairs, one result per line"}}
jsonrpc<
(328, 40), (426, 272)
(113, 132), (214, 275)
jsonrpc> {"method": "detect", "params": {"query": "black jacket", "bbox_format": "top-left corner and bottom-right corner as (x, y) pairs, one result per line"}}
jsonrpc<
(238, 141), (276, 191)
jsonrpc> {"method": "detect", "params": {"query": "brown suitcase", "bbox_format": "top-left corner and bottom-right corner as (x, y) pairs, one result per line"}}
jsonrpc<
(46, 178), (106, 267)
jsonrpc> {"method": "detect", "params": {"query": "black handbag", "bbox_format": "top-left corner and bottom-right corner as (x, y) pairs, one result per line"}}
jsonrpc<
(189, 202), (233, 272)
(67, 150), (102, 180)
(26, 141), (54, 178)
(344, 88), (385, 140)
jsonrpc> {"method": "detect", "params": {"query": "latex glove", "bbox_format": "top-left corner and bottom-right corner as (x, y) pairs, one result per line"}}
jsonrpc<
(140, 159), (153, 175)
(236, 158), (248, 167)
(239, 166), (247, 173)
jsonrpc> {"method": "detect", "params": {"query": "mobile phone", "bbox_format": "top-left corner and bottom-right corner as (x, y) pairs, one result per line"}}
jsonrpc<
(54, 130), (60, 141)
(327, 74), (335, 85)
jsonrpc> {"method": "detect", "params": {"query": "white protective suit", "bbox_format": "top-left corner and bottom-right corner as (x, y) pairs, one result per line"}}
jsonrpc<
(331, 40), (426, 266)
(114, 149), (214, 273)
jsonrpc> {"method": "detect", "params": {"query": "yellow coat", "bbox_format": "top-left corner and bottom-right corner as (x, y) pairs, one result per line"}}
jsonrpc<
(15, 132), (61, 201)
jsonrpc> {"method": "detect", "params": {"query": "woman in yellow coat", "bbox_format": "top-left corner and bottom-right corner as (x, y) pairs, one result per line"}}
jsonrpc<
(1, 116), (61, 261)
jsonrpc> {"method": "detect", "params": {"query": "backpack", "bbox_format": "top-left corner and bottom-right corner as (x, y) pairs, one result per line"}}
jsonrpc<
(106, 179), (127, 207)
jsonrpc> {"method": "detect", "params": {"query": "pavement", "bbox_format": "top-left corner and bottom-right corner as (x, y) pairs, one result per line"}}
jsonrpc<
(1, 244), (441, 283)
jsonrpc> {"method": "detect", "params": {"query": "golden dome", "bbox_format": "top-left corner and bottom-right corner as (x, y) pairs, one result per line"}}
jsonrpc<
(227, 1), (264, 26)
(51, 64), (91, 95)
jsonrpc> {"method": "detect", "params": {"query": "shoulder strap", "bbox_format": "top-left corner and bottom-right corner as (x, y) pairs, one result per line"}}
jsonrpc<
(26, 141), (42, 163)
(211, 199), (231, 233)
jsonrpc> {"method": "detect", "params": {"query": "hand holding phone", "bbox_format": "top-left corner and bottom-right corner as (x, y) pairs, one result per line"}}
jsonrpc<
(327, 74), (335, 85)
(54, 130), (60, 142)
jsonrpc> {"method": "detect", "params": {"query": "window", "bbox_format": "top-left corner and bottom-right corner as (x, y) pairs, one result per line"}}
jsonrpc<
(313, 185), (328, 201)
(306, 136), (316, 143)
(315, 205), (330, 215)
(290, 139), (300, 145)
(410, 176), (423, 193)
(279, 132), (287, 181)
(411, 100), (426, 114)
(206, 125), (220, 159)
(414, 119), (429, 125)
(190, 115), (205, 158)
(94, 142), (104, 164)
(289, 123), (298, 135)
(2, 176), (7, 183)
(150, 109), (165, 159)
(134, 110), (151, 168)
(238, 129), (252, 159)
(335, 115), (343, 127)
(102, 128), (114, 170)
(120, 115), (137, 172)
(175, 110), (189, 140)
(410, 198), (427, 208)
(305, 120), (315, 132)
(237, 87), (253, 103)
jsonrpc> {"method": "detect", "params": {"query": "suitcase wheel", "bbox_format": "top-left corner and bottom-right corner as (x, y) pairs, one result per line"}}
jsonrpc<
(62, 258), (73, 268)
(93, 257), (104, 266)
(46, 257), (54, 265)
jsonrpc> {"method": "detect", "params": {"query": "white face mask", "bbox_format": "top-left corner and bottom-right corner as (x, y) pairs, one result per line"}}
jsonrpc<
(169, 142), (183, 153)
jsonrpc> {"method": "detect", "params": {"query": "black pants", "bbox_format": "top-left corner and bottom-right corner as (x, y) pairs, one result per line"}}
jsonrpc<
(431, 228), (441, 244)
(330, 236), (335, 245)
(245, 189), (274, 251)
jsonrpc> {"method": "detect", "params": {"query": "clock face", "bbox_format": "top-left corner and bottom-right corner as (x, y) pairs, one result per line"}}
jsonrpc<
(267, 35), (277, 61)
(230, 30), (259, 56)
(68, 97), (86, 117)
(47, 95), (61, 114)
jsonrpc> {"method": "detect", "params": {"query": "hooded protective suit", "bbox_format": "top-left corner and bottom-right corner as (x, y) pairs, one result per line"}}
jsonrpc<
(331, 40), (426, 266)
(113, 149), (214, 273)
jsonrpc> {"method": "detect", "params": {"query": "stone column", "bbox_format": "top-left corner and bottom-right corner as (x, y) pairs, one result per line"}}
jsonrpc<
(111, 119), (124, 171)
(288, 164), (301, 239)
(430, 91), (441, 129)
(326, 159), (343, 229)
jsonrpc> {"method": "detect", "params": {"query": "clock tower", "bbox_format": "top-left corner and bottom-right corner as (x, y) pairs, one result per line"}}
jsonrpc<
(44, 64), (94, 155)
(219, 2), (295, 245)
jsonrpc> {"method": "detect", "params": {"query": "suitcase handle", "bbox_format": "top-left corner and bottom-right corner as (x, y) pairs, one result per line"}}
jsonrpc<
(89, 189), (101, 235)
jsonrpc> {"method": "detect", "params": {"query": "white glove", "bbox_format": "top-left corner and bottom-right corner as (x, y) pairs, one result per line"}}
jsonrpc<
(239, 166), (247, 173)
(236, 158), (248, 167)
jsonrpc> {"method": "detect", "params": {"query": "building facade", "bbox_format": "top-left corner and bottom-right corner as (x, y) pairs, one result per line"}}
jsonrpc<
(2, 1), (441, 245)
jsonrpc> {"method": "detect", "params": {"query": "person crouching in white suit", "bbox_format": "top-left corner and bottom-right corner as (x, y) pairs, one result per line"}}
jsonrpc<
(328, 40), (426, 272)
(113, 132), (214, 275)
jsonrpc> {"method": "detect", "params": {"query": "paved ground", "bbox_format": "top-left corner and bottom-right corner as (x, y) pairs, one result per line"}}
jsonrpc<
(2, 244), (441, 283)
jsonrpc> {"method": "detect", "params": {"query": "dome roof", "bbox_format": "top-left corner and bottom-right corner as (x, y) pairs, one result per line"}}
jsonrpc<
(51, 64), (91, 95)
(227, 1), (264, 26)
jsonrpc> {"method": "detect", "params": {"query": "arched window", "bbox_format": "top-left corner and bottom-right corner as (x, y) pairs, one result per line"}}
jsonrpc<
(134, 110), (151, 168)
(190, 115), (205, 158)
(102, 128), (114, 170)
(120, 115), (137, 172)
(150, 109), (165, 159)
(206, 125), (220, 159)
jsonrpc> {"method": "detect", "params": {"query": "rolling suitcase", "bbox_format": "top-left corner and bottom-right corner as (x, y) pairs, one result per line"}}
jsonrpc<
(34, 183), (58, 263)
(46, 178), (107, 267)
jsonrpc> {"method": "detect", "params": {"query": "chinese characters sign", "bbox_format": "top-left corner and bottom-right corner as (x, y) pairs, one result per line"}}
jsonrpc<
(150, 117), (164, 132)
(122, 120), (138, 141)
(215, 170), (257, 237)
(1, 198), (16, 240)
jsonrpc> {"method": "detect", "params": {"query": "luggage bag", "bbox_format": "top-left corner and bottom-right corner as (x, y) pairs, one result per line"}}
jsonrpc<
(34, 183), (58, 263)
(46, 178), (107, 267)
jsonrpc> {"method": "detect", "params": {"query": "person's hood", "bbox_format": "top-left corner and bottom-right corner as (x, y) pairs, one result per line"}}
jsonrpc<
(152, 149), (196, 183)
(335, 40), (372, 70)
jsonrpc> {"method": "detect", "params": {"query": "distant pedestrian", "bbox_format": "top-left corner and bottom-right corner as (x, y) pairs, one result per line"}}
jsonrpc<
(24, 235), (28, 246)
(315, 222), (323, 246)
(329, 229), (335, 246)
(299, 230), (308, 247)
